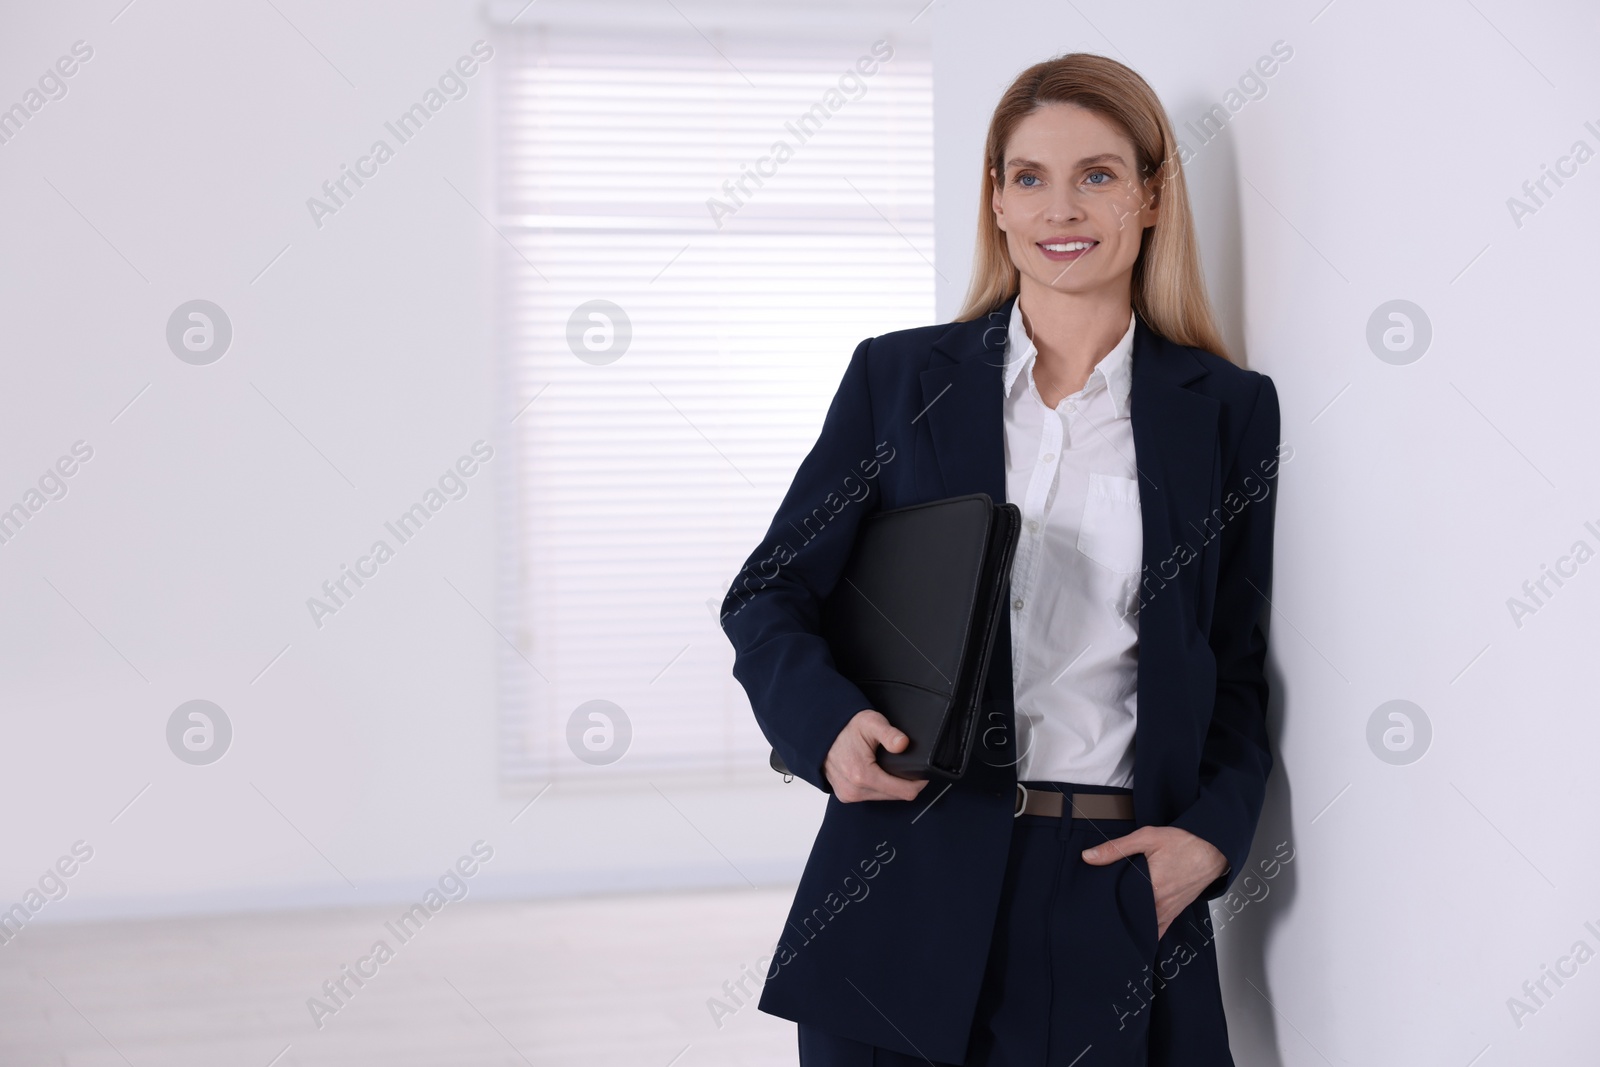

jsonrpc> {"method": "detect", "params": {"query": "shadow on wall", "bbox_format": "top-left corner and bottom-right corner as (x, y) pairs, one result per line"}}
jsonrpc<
(1216, 652), (1296, 1067)
(1167, 91), (1248, 370)
(1167, 116), (1293, 1063)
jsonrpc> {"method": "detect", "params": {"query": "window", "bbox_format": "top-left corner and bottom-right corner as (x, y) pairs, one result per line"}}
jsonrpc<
(492, 9), (933, 784)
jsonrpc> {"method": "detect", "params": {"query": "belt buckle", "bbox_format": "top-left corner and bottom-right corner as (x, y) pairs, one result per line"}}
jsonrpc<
(1013, 783), (1028, 818)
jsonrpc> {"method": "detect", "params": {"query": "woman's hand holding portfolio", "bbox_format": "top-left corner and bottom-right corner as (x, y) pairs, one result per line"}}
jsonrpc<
(824, 710), (931, 803)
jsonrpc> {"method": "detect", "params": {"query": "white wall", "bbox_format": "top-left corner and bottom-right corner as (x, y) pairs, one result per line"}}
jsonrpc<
(0, 0), (843, 927)
(934, 1), (1600, 1063)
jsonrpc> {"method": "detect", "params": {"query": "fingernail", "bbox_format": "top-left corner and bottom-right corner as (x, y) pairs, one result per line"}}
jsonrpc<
(1083, 848), (1098, 859)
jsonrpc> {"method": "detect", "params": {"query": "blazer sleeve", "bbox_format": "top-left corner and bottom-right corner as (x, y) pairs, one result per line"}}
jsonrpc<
(719, 335), (888, 793)
(1170, 373), (1281, 900)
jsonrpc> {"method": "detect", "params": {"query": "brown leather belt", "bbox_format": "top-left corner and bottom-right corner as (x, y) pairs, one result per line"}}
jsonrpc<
(1014, 784), (1135, 820)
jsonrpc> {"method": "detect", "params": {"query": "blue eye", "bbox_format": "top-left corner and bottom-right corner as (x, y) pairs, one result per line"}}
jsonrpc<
(1017, 173), (1040, 187)
(1085, 170), (1112, 185)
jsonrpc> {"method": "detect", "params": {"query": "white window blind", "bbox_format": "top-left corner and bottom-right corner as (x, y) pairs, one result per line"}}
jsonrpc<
(492, 18), (933, 784)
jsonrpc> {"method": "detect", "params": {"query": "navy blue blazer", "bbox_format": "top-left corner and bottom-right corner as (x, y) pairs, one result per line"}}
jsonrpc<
(719, 294), (1281, 1062)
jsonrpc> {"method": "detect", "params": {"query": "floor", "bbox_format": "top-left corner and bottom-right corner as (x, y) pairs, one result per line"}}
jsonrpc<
(0, 886), (801, 1066)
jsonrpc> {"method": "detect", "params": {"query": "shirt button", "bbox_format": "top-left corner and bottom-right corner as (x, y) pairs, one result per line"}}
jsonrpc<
(1013, 598), (1024, 610)
(1041, 453), (1054, 463)
(1027, 520), (1039, 533)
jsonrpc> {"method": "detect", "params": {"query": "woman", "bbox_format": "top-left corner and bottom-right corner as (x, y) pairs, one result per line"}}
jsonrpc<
(720, 52), (1282, 1066)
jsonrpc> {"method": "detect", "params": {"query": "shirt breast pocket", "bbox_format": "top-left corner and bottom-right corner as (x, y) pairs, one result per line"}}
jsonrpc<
(1077, 472), (1143, 573)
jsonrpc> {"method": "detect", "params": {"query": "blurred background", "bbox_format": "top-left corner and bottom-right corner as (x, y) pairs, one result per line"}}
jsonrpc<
(2, 0), (1597, 1063)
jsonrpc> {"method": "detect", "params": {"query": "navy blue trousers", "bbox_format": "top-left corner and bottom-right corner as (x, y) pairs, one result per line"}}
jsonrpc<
(797, 781), (1164, 1067)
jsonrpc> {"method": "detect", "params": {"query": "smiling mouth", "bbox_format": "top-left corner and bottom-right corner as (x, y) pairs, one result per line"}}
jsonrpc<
(1037, 240), (1097, 260)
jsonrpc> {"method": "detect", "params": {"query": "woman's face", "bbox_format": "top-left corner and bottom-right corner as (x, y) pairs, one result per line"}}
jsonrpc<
(990, 102), (1159, 300)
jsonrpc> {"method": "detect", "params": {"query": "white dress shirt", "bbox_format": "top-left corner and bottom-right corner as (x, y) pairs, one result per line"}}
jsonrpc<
(1001, 298), (1143, 787)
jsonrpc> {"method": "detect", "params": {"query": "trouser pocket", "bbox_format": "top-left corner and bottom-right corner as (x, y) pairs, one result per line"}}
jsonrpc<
(1119, 850), (1160, 961)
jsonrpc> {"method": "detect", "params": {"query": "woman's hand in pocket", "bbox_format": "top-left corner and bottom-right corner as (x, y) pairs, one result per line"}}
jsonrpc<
(1080, 826), (1227, 938)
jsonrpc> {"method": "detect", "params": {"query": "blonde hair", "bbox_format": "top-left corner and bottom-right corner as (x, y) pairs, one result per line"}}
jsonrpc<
(956, 53), (1231, 362)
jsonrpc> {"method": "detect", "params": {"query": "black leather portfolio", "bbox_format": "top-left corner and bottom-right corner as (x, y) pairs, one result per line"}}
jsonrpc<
(768, 493), (1021, 782)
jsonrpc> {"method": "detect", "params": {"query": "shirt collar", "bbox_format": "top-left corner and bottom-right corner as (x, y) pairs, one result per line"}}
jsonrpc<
(1001, 298), (1136, 419)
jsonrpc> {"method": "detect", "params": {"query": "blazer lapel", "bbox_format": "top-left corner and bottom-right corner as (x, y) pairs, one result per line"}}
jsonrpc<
(919, 299), (1012, 503)
(1128, 315), (1218, 605)
(919, 293), (1220, 591)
